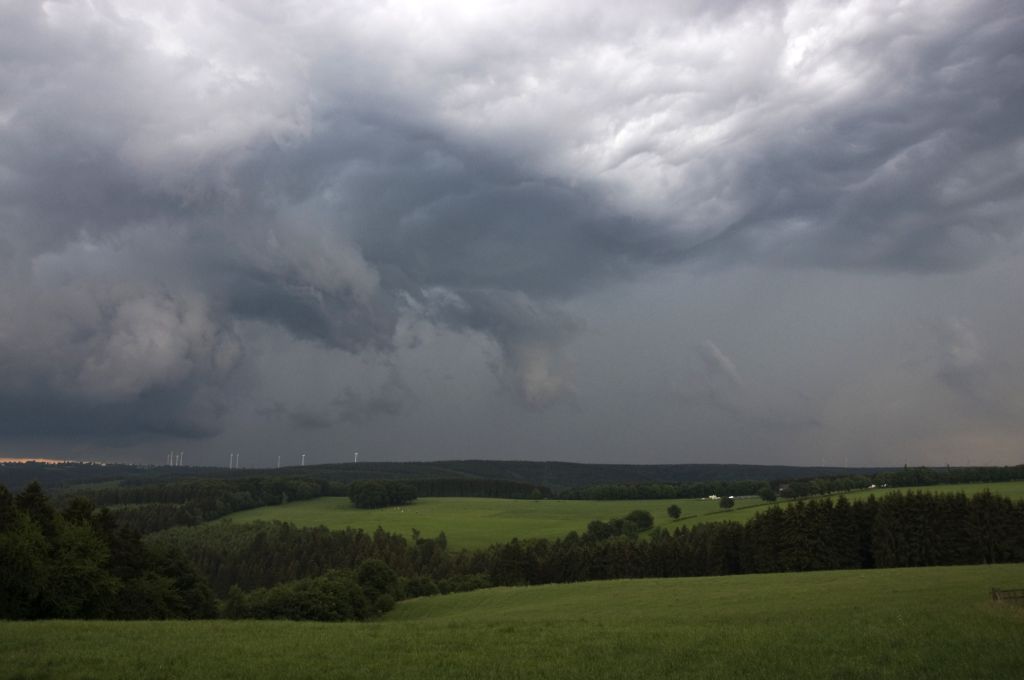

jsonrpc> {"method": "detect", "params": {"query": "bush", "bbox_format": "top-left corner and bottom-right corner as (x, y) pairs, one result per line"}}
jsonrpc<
(402, 576), (440, 599)
(667, 504), (681, 520)
(349, 481), (417, 509)
(437, 573), (491, 594)
(585, 520), (615, 541)
(374, 593), (395, 614)
(224, 570), (370, 621)
(719, 496), (735, 509)
(625, 510), (654, 531)
(357, 558), (398, 599)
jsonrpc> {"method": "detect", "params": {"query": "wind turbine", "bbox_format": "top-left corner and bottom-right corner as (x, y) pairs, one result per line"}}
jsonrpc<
(301, 453), (306, 467)
(353, 451), (358, 463)
(277, 455), (281, 469)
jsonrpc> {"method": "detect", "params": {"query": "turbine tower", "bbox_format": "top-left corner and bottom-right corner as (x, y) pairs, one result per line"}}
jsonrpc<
(353, 451), (358, 463)
(277, 455), (281, 469)
(301, 453), (305, 467)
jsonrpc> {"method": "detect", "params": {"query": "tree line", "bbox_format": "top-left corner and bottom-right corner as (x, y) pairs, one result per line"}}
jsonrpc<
(0, 482), (216, 620)
(46, 465), (1024, 537)
(5, 480), (1023, 622)
(0, 483), (418, 622)
(559, 480), (768, 501)
(556, 465), (1024, 501)
(349, 480), (417, 508)
(75, 476), (342, 534)
(486, 491), (1024, 582)
(71, 476), (548, 533)
(147, 489), (1024, 602)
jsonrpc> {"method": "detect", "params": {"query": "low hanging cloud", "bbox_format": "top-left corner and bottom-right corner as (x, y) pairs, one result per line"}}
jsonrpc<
(418, 288), (581, 407)
(0, 284), (241, 438)
(0, 1), (1022, 446)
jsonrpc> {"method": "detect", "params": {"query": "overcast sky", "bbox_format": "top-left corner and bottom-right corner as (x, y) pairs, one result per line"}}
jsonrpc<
(1, 0), (1022, 468)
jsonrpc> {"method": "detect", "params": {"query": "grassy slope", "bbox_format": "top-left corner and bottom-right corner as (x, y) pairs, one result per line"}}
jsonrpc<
(221, 480), (1024, 550)
(2, 564), (1023, 680)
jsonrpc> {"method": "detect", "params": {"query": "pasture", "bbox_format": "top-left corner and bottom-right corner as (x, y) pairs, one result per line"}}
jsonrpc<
(221, 480), (1024, 550)
(2, 563), (1022, 679)
(222, 495), (762, 549)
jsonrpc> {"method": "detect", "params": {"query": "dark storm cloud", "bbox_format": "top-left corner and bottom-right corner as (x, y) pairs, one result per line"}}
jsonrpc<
(0, 281), (241, 437)
(1, 1), (1022, 447)
(259, 369), (407, 430)
(418, 287), (582, 406)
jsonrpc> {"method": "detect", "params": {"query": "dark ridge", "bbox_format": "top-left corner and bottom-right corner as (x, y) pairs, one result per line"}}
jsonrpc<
(3, 458), (905, 491)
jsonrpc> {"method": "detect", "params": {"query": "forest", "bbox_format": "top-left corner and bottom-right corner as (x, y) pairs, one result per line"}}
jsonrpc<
(3, 476), (1022, 622)
(69, 476), (542, 533)
(0, 483), (215, 620)
(40, 463), (1023, 535)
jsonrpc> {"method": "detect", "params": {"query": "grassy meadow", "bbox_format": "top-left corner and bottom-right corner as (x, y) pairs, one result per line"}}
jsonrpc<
(2, 563), (1022, 680)
(221, 480), (1024, 550)
(222, 495), (762, 549)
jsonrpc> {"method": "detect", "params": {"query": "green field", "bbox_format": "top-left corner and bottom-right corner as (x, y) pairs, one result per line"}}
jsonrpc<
(2, 563), (1022, 679)
(222, 480), (1024, 550)
(223, 495), (763, 549)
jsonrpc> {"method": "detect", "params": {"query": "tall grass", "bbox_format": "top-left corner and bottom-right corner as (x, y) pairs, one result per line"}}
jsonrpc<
(3, 563), (1022, 679)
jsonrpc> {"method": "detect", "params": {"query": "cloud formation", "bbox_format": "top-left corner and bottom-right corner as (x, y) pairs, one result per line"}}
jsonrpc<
(1, 1), (1022, 462)
(419, 288), (581, 407)
(259, 368), (407, 430)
